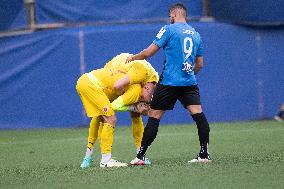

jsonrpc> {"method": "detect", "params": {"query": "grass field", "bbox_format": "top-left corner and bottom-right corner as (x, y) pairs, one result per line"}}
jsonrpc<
(0, 121), (283, 189)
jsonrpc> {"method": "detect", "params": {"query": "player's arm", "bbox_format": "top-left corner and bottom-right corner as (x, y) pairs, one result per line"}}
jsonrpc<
(113, 75), (130, 95)
(114, 63), (147, 93)
(193, 56), (204, 75)
(126, 25), (170, 62)
(126, 44), (160, 62)
(111, 84), (142, 112)
(193, 36), (204, 75)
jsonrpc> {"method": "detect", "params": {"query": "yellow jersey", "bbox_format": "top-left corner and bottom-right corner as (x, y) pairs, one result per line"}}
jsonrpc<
(89, 53), (159, 102)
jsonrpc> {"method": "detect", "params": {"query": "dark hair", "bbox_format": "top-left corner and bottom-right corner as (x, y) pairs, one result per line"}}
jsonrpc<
(169, 3), (187, 17)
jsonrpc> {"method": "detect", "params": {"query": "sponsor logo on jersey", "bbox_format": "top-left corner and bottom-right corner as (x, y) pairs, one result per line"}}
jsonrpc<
(182, 62), (193, 73)
(156, 27), (166, 39)
(183, 29), (194, 35)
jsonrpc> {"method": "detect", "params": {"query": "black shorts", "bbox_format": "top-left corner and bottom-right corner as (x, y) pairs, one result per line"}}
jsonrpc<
(150, 83), (201, 110)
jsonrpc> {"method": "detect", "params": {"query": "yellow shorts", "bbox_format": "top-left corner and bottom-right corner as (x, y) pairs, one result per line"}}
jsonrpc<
(76, 74), (115, 117)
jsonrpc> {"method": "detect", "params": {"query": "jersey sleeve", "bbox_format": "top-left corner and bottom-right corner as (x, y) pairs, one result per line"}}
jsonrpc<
(127, 63), (147, 85)
(111, 97), (129, 111)
(121, 84), (142, 105)
(111, 84), (142, 112)
(152, 25), (170, 48)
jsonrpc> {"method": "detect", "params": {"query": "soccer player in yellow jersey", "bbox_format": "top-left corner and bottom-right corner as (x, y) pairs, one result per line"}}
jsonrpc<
(76, 53), (159, 168)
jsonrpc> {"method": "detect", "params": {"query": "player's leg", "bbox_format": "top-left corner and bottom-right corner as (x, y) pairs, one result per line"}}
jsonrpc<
(98, 121), (103, 138)
(130, 112), (144, 152)
(77, 74), (100, 168)
(131, 84), (178, 165)
(87, 117), (102, 153)
(179, 85), (211, 163)
(131, 109), (164, 165)
(99, 115), (127, 167)
(99, 115), (116, 165)
(130, 111), (152, 165)
(188, 105), (211, 163)
(77, 74), (126, 167)
(274, 103), (284, 122)
(80, 116), (101, 168)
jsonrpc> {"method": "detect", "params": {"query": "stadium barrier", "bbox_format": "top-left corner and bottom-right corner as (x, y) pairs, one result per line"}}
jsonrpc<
(1, 21), (283, 129)
(208, 0), (284, 26)
(0, 0), (202, 31)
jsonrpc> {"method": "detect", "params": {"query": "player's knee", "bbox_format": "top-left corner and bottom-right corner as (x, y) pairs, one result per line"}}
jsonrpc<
(187, 105), (202, 114)
(148, 109), (164, 119)
(110, 116), (117, 125)
(103, 115), (117, 126)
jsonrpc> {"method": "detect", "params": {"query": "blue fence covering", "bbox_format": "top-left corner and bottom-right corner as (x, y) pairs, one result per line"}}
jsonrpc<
(0, 22), (284, 129)
(0, 0), (202, 31)
(36, 0), (202, 24)
(208, 0), (284, 25)
(0, 0), (26, 30)
(2, 1), (284, 31)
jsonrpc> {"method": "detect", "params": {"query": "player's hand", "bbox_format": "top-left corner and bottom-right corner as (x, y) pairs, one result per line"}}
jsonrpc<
(128, 102), (150, 115)
(125, 55), (134, 63)
(136, 102), (150, 115)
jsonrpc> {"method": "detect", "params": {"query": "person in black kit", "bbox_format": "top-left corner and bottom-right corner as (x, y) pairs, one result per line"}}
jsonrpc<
(126, 3), (212, 165)
(274, 103), (284, 122)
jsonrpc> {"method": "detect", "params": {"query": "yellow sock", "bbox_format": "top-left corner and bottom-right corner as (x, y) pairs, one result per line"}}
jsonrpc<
(98, 122), (103, 139)
(131, 115), (144, 149)
(87, 117), (101, 149)
(100, 123), (115, 154)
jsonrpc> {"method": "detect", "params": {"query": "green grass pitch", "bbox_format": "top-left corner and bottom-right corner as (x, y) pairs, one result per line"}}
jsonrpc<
(0, 121), (283, 189)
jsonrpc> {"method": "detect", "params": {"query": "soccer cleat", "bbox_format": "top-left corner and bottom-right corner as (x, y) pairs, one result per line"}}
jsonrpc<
(144, 157), (152, 165)
(80, 157), (93, 168)
(274, 115), (283, 122)
(100, 159), (128, 168)
(130, 157), (145, 165)
(188, 154), (212, 163)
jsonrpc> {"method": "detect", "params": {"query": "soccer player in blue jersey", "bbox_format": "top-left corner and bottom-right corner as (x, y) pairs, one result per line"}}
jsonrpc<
(125, 3), (211, 164)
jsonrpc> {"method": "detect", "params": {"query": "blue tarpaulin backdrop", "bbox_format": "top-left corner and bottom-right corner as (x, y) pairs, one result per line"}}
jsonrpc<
(1, 21), (283, 129)
(0, 0), (202, 31)
(2, 0), (283, 31)
(35, 0), (202, 23)
(208, 0), (284, 25)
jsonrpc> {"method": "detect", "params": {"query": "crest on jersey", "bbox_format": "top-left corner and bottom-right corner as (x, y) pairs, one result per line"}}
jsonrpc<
(103, 106), (109, 112)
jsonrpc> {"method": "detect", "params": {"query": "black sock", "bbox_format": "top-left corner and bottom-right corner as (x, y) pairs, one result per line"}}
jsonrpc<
(137, 117), (160, 159)
(278, 111), (284, 118)
(192, 112), (210, 156)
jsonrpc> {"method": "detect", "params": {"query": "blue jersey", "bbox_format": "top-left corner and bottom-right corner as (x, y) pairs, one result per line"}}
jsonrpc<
(153, 22), (203, 86)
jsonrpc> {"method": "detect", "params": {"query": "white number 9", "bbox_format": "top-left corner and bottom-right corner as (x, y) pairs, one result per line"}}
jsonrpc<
(184, 37), (193, 59)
